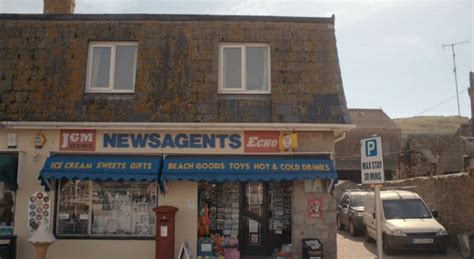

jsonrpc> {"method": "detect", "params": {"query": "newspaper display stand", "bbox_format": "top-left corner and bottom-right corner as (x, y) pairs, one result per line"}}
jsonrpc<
(302, 238), (323, 259)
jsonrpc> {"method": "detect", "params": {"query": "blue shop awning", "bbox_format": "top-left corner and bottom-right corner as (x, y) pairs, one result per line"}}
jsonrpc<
(161, 156), (337, 182)
(40, 155), (162, 189)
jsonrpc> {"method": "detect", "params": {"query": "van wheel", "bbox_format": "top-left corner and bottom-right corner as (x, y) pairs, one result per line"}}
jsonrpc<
(383, 235), (394, 255)
(364, 228), (374, 243)
(337, 215), (345, 230)
(349, 220), (357, 236)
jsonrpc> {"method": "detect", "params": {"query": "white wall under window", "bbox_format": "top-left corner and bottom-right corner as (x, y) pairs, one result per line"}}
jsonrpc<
(86, 42), (138, 93)
(219, 43), (271, 94)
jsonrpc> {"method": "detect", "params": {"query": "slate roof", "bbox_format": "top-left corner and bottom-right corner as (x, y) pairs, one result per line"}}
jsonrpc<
(349, 109), (399, 129)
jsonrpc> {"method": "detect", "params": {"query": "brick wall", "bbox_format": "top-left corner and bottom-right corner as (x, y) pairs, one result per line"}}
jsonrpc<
(384, 172), (474, 244)
(0, 15), (349, 124)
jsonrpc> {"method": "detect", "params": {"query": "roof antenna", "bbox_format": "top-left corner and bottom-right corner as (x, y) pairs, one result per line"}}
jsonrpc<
(442, 41), (470, 116)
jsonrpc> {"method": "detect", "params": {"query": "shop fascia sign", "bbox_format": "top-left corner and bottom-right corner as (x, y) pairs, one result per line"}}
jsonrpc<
(59, 129), (298, 153)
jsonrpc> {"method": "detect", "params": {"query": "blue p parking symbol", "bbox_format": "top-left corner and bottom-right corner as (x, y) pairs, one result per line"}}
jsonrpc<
(365, 139), (377, 157)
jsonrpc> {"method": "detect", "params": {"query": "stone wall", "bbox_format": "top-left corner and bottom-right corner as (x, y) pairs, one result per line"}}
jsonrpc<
(384, 172), (474, 244)
(0, 14), (349, 124)
(398, 134), (452, 178)
(292, 180), (336, 259)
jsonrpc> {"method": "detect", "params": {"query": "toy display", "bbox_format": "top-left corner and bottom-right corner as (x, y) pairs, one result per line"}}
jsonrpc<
(198, 182), (240, 257)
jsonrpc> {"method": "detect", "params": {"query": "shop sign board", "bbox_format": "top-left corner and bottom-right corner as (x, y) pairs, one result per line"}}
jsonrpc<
(58, 130), (299, 154)
(307, 198), (323, 219)
(43, 155), (160, 174)
(164, 157), (333, 174)
(244, 131), (298, 153)
(60, 129), (96, 151)
(360, 136), (385, 184)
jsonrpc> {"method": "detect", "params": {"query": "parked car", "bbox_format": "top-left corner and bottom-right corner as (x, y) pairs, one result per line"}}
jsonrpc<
(363, 190), (448, 255)
(336, 190), (368, 236)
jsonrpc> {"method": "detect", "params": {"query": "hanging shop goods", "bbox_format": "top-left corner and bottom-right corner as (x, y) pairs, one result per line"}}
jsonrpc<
(196, 182), (292, 257)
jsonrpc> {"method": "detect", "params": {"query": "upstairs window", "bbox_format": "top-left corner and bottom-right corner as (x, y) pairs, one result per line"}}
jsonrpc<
(86, 42), (138, 93)
(219, 43), (270, 94)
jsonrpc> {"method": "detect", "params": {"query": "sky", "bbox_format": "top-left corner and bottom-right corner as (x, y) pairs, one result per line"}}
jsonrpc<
(1, 0), (473, 119)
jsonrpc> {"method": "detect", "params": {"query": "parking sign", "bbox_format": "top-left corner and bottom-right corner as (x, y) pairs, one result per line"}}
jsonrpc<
(361, 136), (385, 184)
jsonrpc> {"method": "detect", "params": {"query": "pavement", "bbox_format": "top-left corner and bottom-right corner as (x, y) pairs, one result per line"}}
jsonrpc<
(337, 230), (464, 259)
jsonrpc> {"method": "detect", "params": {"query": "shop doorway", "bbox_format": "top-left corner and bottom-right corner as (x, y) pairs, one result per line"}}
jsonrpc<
(197, 182), (292, 257)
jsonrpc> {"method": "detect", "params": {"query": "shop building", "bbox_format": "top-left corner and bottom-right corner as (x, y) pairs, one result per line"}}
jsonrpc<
(0, 1), (353, 258)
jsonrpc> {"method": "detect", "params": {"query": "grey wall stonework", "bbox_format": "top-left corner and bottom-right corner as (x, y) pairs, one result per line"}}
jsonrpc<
(292, 180), (337, 259)
(0, 14), (350, 124)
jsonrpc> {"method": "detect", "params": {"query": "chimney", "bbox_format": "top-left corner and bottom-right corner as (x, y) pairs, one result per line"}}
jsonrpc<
(470, 72), (474, 135)
(44, 0), (75, 14)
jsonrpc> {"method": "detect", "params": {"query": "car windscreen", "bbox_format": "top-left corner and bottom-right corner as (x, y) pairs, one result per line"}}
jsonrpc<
(383, 199), (432, 219)
(350, 194), (366, 207)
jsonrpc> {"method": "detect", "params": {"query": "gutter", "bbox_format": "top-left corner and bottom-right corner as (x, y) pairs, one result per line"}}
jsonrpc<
(0, 121), (355, 134)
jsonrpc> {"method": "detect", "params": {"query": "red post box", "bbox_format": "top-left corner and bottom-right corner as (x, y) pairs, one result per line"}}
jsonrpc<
(154, 206), (179, 259)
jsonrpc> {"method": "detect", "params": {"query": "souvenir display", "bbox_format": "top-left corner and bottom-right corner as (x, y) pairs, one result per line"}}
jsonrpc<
(269, 182), (292, 232)
(198, 182), (240, 257)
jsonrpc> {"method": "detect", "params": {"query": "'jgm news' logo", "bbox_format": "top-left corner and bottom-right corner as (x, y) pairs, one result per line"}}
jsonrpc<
(365, 139), (378, 157)
(60, 130), (96, 151)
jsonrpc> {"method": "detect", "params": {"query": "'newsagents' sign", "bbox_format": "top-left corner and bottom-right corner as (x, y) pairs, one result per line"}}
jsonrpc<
(360, 136), (385, 184)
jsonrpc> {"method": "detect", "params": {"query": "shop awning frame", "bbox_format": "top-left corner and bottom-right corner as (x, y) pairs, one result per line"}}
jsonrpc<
(161, 156), (337, 182)
(40, 155), (162, 190)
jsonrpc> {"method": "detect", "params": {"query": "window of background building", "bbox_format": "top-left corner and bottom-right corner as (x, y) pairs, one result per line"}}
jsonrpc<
(219, 44), (270, 94)
(86, 42), (138, 93)
(56, 180), (157, 239)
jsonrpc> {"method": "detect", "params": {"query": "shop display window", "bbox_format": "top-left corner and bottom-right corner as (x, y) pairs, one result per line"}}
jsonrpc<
(56, 180), (157, 238)
(0, 183), (15, 234)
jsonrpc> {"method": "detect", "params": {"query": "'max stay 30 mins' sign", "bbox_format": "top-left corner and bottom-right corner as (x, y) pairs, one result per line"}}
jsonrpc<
(360, 136), (385, 184)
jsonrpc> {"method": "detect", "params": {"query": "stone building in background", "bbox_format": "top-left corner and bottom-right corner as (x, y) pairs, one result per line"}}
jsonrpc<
(398, 134), (452, 178)
(0, 0), (353, 258)
(335, 108), (401, 182)
(437, 72), (474, 174)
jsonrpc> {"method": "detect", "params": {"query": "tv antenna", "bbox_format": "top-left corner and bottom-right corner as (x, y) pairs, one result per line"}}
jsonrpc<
(442, 40), (470, 116)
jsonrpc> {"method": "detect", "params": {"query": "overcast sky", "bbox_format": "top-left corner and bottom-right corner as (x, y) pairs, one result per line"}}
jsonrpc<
(1, 0), (473, 119)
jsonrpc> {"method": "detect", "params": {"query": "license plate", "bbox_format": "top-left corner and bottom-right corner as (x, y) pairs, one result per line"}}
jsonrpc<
(413, 238), (434, 244)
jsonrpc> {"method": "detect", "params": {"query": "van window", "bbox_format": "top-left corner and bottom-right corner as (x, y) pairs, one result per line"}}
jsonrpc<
(350, 194), (365, 207)
(383, 199), (431, 219)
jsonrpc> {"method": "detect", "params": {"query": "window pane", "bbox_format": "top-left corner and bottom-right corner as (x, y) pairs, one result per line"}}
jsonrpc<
(56, 180), (90, 235)
(90, 181), (156, 237)
(223, 47), (242, 89)
(91, 47), (111, 88)
(114, 46), (137, 90)
(246, 47), (269, 91)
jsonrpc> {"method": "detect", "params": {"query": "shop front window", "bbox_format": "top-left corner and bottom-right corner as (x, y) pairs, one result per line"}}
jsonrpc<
(56, 180), (157, 238)
(0, 183), (15, 229)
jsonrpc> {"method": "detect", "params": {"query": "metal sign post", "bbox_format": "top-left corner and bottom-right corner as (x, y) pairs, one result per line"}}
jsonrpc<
(375, 184), (383, 259)
(361, 136), (385, 259)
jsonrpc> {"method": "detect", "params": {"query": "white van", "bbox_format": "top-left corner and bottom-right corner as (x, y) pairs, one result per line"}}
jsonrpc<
(363, 190), (448, 255)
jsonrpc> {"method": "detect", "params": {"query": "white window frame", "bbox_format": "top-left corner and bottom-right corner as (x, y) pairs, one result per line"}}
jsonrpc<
(218, 43), (271, 94)
(85, 41), (138, 93)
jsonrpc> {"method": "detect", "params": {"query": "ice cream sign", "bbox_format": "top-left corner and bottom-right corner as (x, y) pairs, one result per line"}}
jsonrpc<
(28, 191), (51, 234)
(59, 130), (298, 153)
